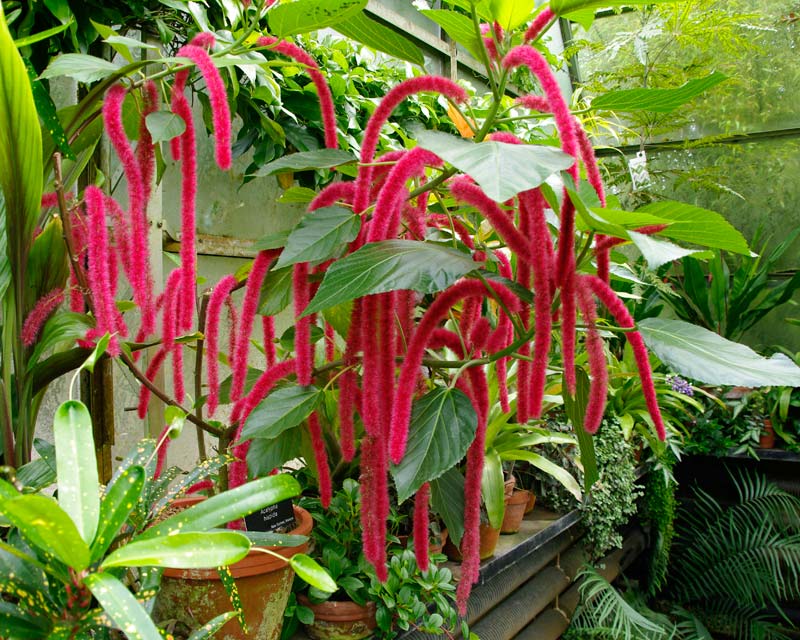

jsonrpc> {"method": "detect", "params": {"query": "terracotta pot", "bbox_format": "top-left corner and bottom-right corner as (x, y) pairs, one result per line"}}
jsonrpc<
(153, 499), (312, 640)
(444, 522), (501, 561)
(298, 594), (377, 640)
(396, 527), (449, 556)
(524, 490), (537, 515)
(760, 418), (776, 449)
(501, 489), (531, 534)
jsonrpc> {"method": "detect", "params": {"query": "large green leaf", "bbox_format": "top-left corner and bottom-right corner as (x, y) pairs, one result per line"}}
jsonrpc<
(39, 53), (120, 83)
(481, 449), (505, 529)
(563, 369), (597, 494)
(303, 240), (478, 316)
(638, 318), (800, 387)
(241, 385), (322, 441)
(246, 428), (302, 478)
(419, 10), (483, 60)
(254, 149), (356, 177)
(551, 0), (676, 14)
(16, 438), (57, 491)
(145, 110), (186, 144)
(501, 449), (581, 501)
(479, 0), (536, 30)
(268, 0), (367, 38)
(84, 573), (162, 640)
(53, 400), (99, 545)
(102, 531), (250, 569)
(636, 201), (750, 255)
(416, 129), (574, 202)
(628, 231), (704, 270)
(26, 312), (92, 371)
(0, 601), (49, 639)
(2, 495), (90, 571)
(430, 468), (465, 547)
(391, 388), (477, 503)
(290, 554), (337, 593)
(150, 453), (233, 519)
(91, 465), (146, 563)
(335, 12), (424, 65)
(590, 73), (727, 113)
(275, 206), (361, 269)
(0, 545), (55, 615)
(139, 474), (301, 541)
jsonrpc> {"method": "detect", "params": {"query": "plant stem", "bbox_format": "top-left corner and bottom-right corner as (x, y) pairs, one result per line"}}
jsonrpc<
(194, 291), (211, 460)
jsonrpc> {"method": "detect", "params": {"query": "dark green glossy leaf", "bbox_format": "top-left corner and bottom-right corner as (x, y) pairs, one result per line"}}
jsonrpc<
(253, 230), (290, 251)
(84, 573), (162, 640)
(268, 0), (366, 37)
(335, 12), (424, 65)
(217, 564), (247, 633)
(27, 313), (93, 370)
(275, 206), (361, 269)
(0, 545), (55, 615)
(16, 438), (57, 490)
(291, 553), (337, 592)
(53, 400), (99, 545)
(80, 333), (110, 374)
(241, 385), (322, 441)
(430, 468), (465, 547)
(246, 428), (302, 478)
(40, 53), (120, 83)
(416, 129), (574, 202)
(391, 388), (477, 503)
(102, 531), (250, 569)
(0, 601), (49, 639)
(481, 449), (505, 529)
(151, 454), (233, 519)
(91, 465), (145, 563)
(258, 265), (294, 316)
(145, 110), (186, 143)
(25, 58), (73, 160)
(254, 149), (356, 176)
(420, 10), (483, 60)
(3, 495), (90, 570)
(303, 240), (478, 316)
(590, 73), (727, 113)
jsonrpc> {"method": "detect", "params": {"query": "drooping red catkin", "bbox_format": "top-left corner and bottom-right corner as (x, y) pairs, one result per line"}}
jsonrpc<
(309, 181), (354, 210)
(427, 214), (475, 249)
(359, 435), (382, 574)
(205, 275), (237, 417)
(584, 275), (666, 440)
(41, 192), (60, 208)
(22, 289), (65, 346)
(161, 269), (183, 349)
(137, 81), (159, 205)
(323, 322), (336, 362)
(103, 85), (154, 336)
(338, 370), (357, 462)
(233, 359), (297, 428)
(231, 251), (274, 401)
(263, 315), (277, 368)
(390, 279), (520, 464)
(154, 422), (172, 479)
(524, 7), (555, 42)
(468, 317), (491, 354)
(292, 262), (314, 387)
(258, 36), (338, 150)
(561, 270), (577, 394)
(575, 276), (607, 433)
(187, 479), (214, 495)
(413, 482), (431, 571)
(480, 23), (500, 61)
(105, 195), (133, 284)
(137, 347), (168, 419)
(172, 341), (185, 404)
(226, 296), (238, 363)
(354, 77), (467, 213)
(516, 94), (550, 112)
(308, 412), (332, 507)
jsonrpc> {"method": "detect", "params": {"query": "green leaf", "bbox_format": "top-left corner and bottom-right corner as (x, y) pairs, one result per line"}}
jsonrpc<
(39, 54), (120, 83)
(481, 449), (505, 529)
(636, 201), (750, 255)
(481, 0), (536, 30)
(303, 240), (478, 316)
(628, 231), (704, 270)
(430, 468), (465, 547)
(217, 564), (247, 632)
(80, 333), (110, 374)
(0, 545), (55, 615)
(187, 612), (239, 640)
(638, 318), (800, 387)
(590, 73), (727, 113)
(2, 495), (90, 571)
(139, 474), (301, 541)
(253, 230), (290, 251)
(335, 12), (424, 65)
(145, 110), (186, 143)
(246, 428), (302, 478)
(84, 573), (162, 640)
(268, 0), (366, 37)
(391, 388), (477, 503)
(290, 553), (338, 592)
(25, 58), (73, 160)
(416, 129), (574, 202)
(420, 10), (483, 60)
(258, 265), (293, 316)
(563, 369), (598, 494)
(164, 406), (187, 439)
(0, 4), (42, 291)
(241, 385), (322, 440)
(0, 601), (49, 639)
(91, 465), (145, 563)
(16, 438), (57, 491)
(253, 149), (356, 176)
(551, 0), (676, 15)
(502, 449), (581, 501)
(53, 400), (99, 545)
(278, 186), (318, 205)
(275, 206), (361, 269)
(151, 454), (233, 519)
(13, 19), (74, 46)
(102, 531), (250, 569)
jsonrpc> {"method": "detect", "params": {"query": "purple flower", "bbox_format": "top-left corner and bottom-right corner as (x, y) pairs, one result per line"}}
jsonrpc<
(668, 375), (694, 396)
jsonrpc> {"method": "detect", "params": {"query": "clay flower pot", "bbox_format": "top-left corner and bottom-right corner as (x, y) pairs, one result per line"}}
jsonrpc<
(524, 490), (537, 515)
(444, 522), (501, 561)
(154, 498), (312, 639)
(760, 418), (776, 449)
(501, 489), (531, 534)
(298, 594), (377, 640)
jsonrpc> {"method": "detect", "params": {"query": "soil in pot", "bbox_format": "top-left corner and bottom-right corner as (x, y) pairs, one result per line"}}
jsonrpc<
(153, 499), (312, 640)
(298, 594), (377, 640)
(501, 489), (531, 534)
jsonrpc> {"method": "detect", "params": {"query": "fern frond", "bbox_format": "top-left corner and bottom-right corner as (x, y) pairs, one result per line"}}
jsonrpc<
(670, 605), (713, 640)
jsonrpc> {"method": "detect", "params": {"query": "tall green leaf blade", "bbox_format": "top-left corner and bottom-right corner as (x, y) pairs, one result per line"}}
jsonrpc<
(84, 573), (162, 640)
(590, 73), (727, 113)
(430, 468), (465, 547)
(0, 545), (55, 615)
(275, 206), (361, 269)
(551, 0), (677, 14)
(91, 465), (146, 563)
(139, 474), (300, 541)
(334, 13), (424, 65)
(187, 612), (239, 640)
(0, 601), (49, 639)
(2, 495), (90, 570)
(254, 149), (356, 176)
(420, 10), (483, 60)
(391, 388), (477, 503)
(481, 449), (505, 529)
(268, 0), (367, 38)
(303, 240), (478, 316)
(217, 564), (247, 633)
(16, 438), (57, 490)
(53, 400), (99, 544)
(638, 318), (800, 387)
(563, 369), (597, 494)
(501, 449), (582, 501)
(102, 531), (250, 569)
(416, 129), (574, 202)
(240, 385), (322, 441)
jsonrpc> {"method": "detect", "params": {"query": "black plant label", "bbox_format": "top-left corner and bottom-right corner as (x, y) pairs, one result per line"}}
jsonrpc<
(244, 498), (295, 532)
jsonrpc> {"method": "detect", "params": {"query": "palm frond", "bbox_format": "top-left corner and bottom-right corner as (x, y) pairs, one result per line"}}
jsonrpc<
(670, 605), (713, 640)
